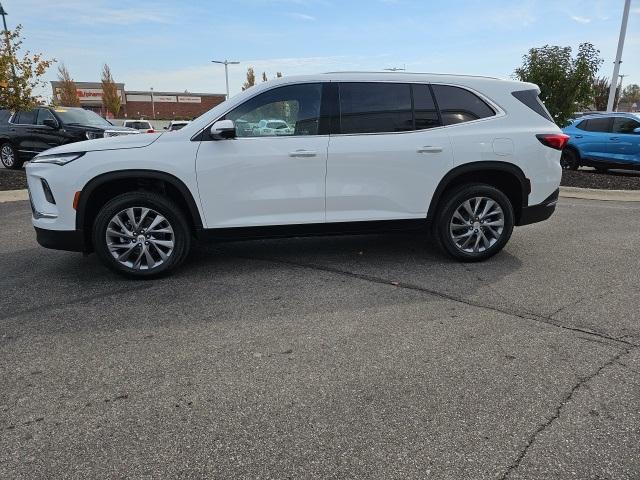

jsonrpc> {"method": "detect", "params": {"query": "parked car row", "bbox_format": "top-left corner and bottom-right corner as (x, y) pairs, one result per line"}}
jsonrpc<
(561, 112), (640, 171)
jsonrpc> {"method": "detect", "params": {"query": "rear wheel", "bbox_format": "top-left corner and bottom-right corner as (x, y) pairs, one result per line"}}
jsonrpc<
(92, 192), (191, 278)
(0, 143), (22, 169)
(560, 148), (579, 170)
(434, 184), (515, 262)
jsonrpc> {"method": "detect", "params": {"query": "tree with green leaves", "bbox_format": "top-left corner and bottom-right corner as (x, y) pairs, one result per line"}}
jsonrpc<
(56, 63), (80, 107)
(0, 24), (54, 110)
(242, 67), (256, 91)
(262, 71), (268, 82)
(101, 64), (120, 117)
(621, 84), (640, 104)
(514, 43), (603, 125)
(591, 77), (618, 112)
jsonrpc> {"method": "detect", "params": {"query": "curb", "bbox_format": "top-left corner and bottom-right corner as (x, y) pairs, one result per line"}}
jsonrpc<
(559, 186), (640, 202)
(2, 186), (640, 204)
(0, 189), (28, 203)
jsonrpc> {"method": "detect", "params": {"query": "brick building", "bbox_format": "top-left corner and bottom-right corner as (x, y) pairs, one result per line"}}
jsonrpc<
(51, 81), (225, 120)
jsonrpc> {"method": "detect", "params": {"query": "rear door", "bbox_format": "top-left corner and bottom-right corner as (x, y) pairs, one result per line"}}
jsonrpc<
(573, 117), (612, 161)
(325, 82), (453, 222)
(608, 116), (640, 164)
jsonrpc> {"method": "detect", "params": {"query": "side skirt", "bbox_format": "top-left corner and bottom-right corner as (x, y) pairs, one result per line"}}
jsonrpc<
(198, 219), (429, 242)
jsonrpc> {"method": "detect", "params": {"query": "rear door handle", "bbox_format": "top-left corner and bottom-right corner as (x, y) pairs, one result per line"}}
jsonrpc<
(289, 149), (317, 157)
(417, 146), (443, 153)
(610, 137), (620, 141)
(574, 135), (583, 139)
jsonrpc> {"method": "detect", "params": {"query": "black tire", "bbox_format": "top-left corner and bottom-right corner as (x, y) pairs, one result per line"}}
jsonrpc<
(0, 143), (22, 169)
(560, 148), (579, 170)
(92, 191), (191, 278)
(433, 184), (515, 262)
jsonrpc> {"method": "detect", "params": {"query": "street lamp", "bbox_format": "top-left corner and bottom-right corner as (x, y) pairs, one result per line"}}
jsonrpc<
(607, 0), (631, 112)
(150, 87), (155, 120)
(211, 59), (240, 99)
(0, 2), (17, 84)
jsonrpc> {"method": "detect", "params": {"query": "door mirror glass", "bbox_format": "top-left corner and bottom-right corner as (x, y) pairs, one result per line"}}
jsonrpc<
(210, 119), (236, 140)
(42, 118), (58, 129)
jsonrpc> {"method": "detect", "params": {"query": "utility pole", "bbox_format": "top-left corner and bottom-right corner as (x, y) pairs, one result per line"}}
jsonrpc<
(607, 0), (631, 112)
(616, 74), (627, 111)
(0, 2), (17, 85)
(150, 87), (155, 120)
(212, 59), (240, 99)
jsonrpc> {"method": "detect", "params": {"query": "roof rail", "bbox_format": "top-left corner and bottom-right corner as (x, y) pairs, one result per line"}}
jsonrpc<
(322, 71), (501, 80)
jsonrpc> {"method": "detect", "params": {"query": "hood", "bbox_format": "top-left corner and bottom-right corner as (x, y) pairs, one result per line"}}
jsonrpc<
(40, 132), (164, 156)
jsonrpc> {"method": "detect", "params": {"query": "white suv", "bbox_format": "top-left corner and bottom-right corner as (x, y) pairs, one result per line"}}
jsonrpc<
(26, 72), (565, 278)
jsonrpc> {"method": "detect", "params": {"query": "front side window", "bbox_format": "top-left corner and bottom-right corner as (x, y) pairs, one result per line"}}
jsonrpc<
(36, 109), (56, 125)
(577, 117), (611, 133)
(15, 110), (37, 125)
(226, 83), (322, 137)
(339, 83), (413, 134)
(431, 85), (495, 125)
(612, 116), (640, 134)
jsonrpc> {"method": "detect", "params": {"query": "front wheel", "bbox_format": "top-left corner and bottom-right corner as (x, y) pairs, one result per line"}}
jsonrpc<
(92, 192), (191, 278)
(0, 143), (22, 169)
(434, 184), (515, 262)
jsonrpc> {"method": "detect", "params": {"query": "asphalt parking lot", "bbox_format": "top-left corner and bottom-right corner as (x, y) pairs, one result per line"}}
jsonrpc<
(1, 198), (639, 479)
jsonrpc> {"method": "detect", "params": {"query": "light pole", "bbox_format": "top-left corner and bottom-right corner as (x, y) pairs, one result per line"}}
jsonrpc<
(0, 2), (17, 85)
(150, 87), (155, 120)
(607, 0), (631, 112)
(212, 59), (240, 99)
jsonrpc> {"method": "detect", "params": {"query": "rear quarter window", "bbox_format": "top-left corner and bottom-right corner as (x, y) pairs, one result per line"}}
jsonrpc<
(431, 85), (495, 125)
(512, 89), (554, 123)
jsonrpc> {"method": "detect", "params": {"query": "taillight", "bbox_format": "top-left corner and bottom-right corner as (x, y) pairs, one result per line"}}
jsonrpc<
(536, 133), (569, 150)
(146, 129), (155, 133)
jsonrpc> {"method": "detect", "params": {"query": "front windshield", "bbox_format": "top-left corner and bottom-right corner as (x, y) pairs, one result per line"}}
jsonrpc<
(53, 108), (112, 127)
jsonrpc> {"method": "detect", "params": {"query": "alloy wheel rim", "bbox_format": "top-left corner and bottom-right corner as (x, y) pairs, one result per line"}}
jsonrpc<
(1, 145), (14, 167)
(449, 196), (505, 253)
(106, 207), (174, 270)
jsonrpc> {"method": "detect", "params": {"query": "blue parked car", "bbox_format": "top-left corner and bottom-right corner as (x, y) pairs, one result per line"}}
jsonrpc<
(561, 113), (640, 171)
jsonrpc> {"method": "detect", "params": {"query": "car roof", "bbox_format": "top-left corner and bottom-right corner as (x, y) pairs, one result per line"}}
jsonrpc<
(575, 112), (640, 122)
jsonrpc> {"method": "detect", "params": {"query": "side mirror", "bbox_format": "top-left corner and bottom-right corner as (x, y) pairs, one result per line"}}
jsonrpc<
(164, 126), (168, 130)
(210, 119), (235, 140)
(42, 118), (58, 129)
(634, 127), (640, 134)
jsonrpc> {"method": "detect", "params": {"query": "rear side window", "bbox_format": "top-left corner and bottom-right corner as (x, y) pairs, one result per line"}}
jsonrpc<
(612, 117), (640, 134)
(431, 85), (495, 125)
(576, 117), (611, 133)
(14, 110), (37, 125)
(339, 83), (413, 134)
(512, 89), (554, 122)
(412, 84), (440, 130)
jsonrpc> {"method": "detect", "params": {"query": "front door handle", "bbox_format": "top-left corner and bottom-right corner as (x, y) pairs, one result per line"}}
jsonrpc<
(610, 137), (620, 141)
(574, 135), (583, 139)
(289, 149), (317, 157)
(417, 146), (443, 153)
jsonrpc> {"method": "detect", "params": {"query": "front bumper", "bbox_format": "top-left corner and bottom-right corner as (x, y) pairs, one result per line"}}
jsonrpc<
(35, 227), (84, 252)
(517, 188), (559, 226)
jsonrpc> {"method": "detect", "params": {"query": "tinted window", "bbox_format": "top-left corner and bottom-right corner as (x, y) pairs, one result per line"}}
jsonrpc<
(0, 109), (11, 123)
(576, 117), (611, 133)
(339, 83), (413, 134)
(125, 121), (152, 129)
(15, 110), (37, 124)
(512, 89), (554, 122)
(36, 109), (56, 125)
(226, 83), (322, 137)
(412, 84), (440, 130)
(432, 85), (495, 125)
(612, 116), (640, 134)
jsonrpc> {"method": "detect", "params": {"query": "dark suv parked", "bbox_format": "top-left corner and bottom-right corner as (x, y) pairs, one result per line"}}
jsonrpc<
(0, 107), (138, 169)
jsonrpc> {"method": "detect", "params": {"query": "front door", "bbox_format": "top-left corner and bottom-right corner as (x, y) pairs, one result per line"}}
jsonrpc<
(196, 83), (328, 228)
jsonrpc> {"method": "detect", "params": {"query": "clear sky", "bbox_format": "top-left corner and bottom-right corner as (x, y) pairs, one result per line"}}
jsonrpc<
(8, 0), (640, 99)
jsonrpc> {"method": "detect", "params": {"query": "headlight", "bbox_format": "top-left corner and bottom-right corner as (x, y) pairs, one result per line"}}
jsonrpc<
(85, 131), (104, 140)
(30, 152), (85, 166)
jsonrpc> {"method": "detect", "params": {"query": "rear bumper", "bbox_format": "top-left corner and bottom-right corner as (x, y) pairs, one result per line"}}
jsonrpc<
(517, 188), (559, 226)
(35, 227), (84, 252)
